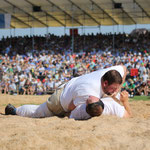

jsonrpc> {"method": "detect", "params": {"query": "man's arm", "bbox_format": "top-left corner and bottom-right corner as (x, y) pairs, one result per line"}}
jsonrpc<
(111, 65), (127, 100)
(120, 90), (132, 118)
(68, 100), (76, 111)
(121, 65), (127, 85)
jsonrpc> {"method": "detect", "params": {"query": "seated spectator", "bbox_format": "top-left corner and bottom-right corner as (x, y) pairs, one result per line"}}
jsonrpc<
(8, 79), (17, 95)
(18, 77), (26, 95)
(142, 71), (149, 83)
(126, 79), (135, 98)
(122, 81), (128, 91)
(0, 80), (6, 94)
(30, 78), (38, 95)
(3, 79), (10, 94)
(22, 79), (32, 95)
(53, 79), (62, 90)
(147, 80), (150, 96)
(36, 80), (44, 95)
(45, 78), (54, 94)
(134, 76), (141, 95)
(137, 81), (148, 96)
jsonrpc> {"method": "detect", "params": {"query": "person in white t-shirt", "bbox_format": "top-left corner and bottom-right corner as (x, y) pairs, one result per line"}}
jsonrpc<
(142, 71), (149, 83)
(5, 65), (127, 118)
(69, 90), (132, 120)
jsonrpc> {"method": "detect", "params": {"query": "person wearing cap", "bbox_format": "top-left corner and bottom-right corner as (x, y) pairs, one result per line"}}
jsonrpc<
(5, 65), (127, 118)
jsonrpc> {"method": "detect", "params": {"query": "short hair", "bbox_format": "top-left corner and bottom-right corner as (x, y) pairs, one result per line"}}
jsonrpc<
(102, 70), (122, 85)
(86, 100), (104, 117)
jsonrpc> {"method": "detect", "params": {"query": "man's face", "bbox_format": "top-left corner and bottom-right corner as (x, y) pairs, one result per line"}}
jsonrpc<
(102, 81), (120, 95)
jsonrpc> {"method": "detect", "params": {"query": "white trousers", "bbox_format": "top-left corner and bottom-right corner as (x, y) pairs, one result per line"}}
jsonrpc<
(16, 102), (54, 118)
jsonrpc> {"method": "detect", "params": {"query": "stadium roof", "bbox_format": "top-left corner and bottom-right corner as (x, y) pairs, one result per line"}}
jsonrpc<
(0, 0), (150, 28)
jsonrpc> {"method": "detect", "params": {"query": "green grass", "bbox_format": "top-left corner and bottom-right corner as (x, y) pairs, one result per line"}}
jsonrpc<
(130, 95), (150, 101)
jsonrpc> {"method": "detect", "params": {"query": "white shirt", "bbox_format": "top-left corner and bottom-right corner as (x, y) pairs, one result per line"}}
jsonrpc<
(142, 74), (148, 83)
(9, 83), (17, 91)
(69, 97), (125, 120)
(60, 65), (124, 112)
(19, 79), (26, 87)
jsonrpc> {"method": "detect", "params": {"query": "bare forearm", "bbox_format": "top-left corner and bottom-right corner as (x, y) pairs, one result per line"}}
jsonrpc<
(117, 65), (127, 93)
(122, 101), (132, 117)
(122, 65), (127, 84)
(68, 101), (76, 111)
(120, 90), (132, 118)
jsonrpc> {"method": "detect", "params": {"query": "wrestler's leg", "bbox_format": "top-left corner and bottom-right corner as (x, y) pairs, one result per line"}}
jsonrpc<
(16, 102), (54, 118)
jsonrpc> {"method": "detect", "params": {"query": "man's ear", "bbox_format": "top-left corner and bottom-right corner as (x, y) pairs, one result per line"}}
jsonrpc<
(103, 80), (108, 87)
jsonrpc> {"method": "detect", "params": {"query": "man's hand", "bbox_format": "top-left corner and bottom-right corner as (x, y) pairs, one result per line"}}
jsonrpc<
(120, 90), (132, 118)
(111, 91), (118, 98)
(120, 90), (129, 104)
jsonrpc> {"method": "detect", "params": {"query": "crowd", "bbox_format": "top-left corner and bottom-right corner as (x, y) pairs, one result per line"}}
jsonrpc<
(0, 31), (149, 97)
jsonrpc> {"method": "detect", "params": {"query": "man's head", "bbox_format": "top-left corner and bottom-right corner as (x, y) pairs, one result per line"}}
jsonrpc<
(86, 96), (104, 117)
(101, 70), (122, 95)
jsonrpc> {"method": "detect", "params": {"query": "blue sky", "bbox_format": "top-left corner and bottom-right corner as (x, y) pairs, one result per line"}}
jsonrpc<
(0, 24), (150, 39)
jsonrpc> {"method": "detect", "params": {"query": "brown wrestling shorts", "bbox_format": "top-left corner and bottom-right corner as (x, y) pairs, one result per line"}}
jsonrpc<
(46, 85), (66, 117)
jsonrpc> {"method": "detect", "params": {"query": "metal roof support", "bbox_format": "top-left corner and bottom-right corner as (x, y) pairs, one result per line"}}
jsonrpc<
(25, 0), (66, 26)
(30, 27), (35, 50)
(71, 9), (74, 53)
(83, 14), (86, 52)
(68, 0), (100, 26)
(4, 0), (48, 27)
(134, 0), (150, 18)
(111, 0), (137, 24)
(46, 0), (83, 26)
(89, 0), (119, 25)
(64, 14), (67, 34)
(124, 9), (137, 24)
(122, 9), (137, 24)
(0, 7), (31, 28)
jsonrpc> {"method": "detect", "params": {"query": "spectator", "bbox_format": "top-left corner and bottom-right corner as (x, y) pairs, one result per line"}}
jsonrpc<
(126, 79), (136, 98)
(142, 71), (149, 83)
(8, 79), (17, 95)
(22, 79), (32, 95)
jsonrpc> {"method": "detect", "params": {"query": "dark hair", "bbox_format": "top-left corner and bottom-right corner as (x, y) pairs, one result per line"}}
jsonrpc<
(86, 100), (104, 117)
(102, 70), (122, 85)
